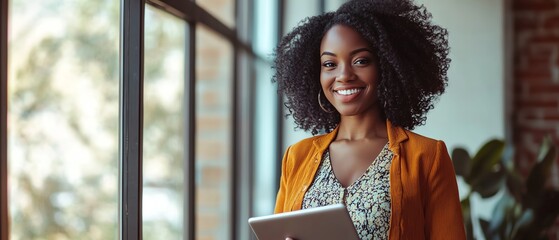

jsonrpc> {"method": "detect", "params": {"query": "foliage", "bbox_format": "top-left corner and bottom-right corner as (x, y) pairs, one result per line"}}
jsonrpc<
(452, 137), (559, 240)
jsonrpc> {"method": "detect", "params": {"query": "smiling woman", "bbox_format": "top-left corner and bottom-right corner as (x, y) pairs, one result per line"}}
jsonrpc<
(273, 0), (465, 239)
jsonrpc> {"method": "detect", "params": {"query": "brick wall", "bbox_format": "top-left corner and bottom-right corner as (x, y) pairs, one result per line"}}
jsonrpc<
(513, 0), (559, 238)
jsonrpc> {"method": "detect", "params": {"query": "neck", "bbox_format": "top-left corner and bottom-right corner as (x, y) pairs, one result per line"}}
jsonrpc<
(336, 111), (388, 141)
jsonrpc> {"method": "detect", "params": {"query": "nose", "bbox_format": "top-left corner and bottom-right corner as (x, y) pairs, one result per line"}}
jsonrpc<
(335, 63), (355, 82)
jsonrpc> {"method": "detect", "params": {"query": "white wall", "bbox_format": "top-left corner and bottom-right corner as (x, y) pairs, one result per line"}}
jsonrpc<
(414, 0), (506, 156)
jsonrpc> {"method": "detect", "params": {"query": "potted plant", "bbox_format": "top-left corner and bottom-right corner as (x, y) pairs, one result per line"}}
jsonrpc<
(452, 136), (559, 240)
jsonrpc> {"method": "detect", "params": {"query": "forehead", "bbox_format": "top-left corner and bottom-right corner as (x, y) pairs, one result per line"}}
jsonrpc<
(320, 24), (369, 52)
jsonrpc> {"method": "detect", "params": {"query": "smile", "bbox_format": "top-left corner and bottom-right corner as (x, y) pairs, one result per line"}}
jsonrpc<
(335, 88), (363, 96)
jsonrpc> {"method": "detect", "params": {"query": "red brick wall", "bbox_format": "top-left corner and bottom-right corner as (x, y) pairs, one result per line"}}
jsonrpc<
(513, 0), (559, 238)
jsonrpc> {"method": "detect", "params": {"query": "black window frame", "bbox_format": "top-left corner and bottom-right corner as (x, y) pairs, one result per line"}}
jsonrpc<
(1, 0), (9, 237)
(120, 0), (145, 239)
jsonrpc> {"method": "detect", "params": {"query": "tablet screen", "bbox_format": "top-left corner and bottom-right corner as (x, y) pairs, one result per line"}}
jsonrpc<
(248, 204), (359, 240)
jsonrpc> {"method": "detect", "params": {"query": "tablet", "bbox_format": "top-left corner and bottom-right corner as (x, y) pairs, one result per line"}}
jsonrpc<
(248, 203), (359, 240)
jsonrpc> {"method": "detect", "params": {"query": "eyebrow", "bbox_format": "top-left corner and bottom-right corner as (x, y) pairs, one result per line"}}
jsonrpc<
(320, 48), (372, 57)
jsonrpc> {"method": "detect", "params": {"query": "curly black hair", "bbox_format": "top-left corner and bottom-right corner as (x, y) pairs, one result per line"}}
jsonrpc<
(273, 0), (450, 135)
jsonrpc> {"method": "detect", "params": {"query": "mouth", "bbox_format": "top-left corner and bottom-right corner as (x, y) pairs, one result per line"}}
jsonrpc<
(332, 87), (365, 103)
(334, 88), (364, 96)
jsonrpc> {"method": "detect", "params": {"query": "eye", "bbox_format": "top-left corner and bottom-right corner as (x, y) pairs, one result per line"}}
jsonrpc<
(354, 58), (370, 65)
(322, 61), (336, 68)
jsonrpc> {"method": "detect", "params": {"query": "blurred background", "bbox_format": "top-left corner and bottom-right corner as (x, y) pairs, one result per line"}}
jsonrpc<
(1, 0), (558, 239)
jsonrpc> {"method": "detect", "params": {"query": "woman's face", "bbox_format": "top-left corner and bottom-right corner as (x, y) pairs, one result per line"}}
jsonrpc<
(319, 24), (379, 117)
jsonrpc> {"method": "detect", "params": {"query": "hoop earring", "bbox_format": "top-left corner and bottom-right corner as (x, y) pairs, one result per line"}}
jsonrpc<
(318, 91), (334, 113)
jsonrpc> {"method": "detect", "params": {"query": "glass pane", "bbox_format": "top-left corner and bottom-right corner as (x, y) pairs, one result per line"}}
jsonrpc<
(253, 0), (277, 58)
(143, 5), (186, 239)
(195, 25), (233, 240)
(197, 0), (235, 28)
(253, 59), (278, 217)
(8, 0), (119, 239)
(252, 0), (279, 217)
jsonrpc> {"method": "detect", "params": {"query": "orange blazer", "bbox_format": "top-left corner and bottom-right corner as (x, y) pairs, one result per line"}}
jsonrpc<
(274, 120), (466, 240)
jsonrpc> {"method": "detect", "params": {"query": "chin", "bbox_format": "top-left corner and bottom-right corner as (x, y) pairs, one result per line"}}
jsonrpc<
(335, 105), (377, 117)
(337, 109), (362, 116)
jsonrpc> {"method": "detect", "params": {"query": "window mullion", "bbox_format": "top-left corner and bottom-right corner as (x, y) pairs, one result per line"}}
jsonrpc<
(183, 21), (196, 240)
(231, 0), (240, 239)
(119, 0), (145, 239)
(0, 0), (9, 240)
(1, 0), (9, 238)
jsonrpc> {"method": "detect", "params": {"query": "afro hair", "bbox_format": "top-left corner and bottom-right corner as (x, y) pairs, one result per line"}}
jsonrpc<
(273, 0), (450, 135)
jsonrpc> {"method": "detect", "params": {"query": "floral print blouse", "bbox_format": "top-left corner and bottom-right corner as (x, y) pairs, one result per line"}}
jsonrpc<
(302, 143), (393, 240)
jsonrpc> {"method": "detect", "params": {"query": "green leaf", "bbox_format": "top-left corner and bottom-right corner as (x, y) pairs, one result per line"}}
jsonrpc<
(505, 170), (525, 203)
(452, 148), (471, 178)
(536, 136), (554, 162)
(467, 139), (505, 184)
(473, 165), (506, 198)
(525, 136), (557, 206)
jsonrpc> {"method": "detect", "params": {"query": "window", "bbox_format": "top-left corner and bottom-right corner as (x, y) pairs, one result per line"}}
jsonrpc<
(0, 0), (323, 239)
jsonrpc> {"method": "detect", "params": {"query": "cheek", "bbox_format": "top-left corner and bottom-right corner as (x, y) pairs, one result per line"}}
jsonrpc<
(320, 71), (334, 90)
(359, 69), (378, 85)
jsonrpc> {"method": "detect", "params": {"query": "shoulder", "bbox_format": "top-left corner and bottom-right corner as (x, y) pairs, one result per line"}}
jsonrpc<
(283, 134), (323, 164)
(396, 130), (456, 189)
(401, 129), (446, 153)
(387, 120), (446, 155)
(282, 132), (331, 166)
(397, 129), (451, 172)
(288, 134), (323, 152)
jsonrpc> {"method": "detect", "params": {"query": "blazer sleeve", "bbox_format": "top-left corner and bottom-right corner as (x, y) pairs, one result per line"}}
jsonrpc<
(274, 146), (291, 214)
(425, 141), (466, 239)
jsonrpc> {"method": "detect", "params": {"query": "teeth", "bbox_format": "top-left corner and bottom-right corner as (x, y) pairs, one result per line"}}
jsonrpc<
(336, 88), (362, 96)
